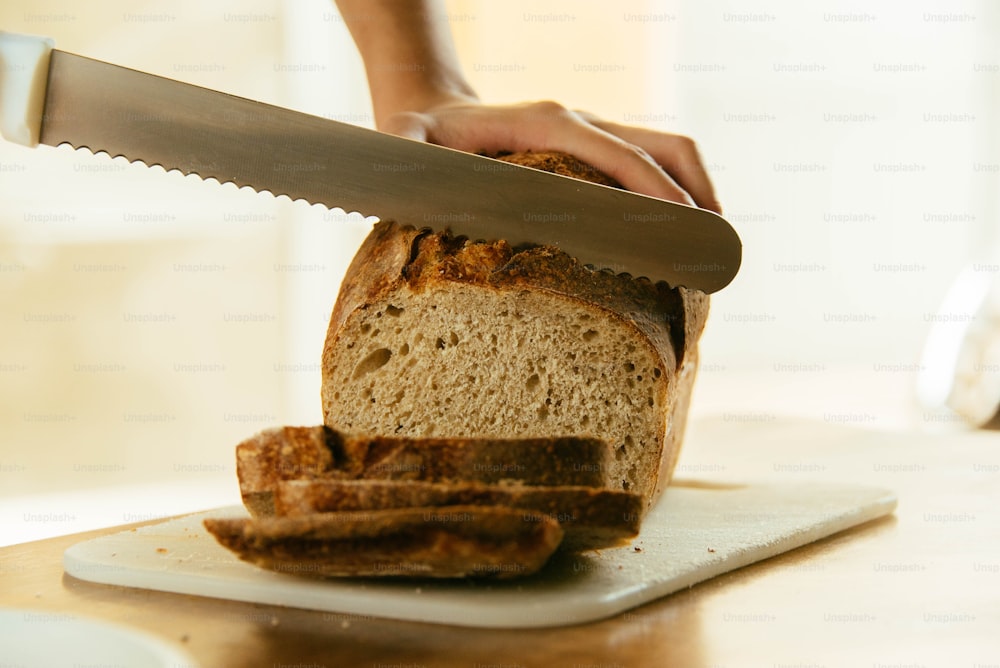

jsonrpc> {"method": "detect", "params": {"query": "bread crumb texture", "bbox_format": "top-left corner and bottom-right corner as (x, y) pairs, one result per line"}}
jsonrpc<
(325, 280), (664, 496)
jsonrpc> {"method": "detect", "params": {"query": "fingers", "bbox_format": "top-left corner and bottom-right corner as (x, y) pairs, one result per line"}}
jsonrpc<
(534, 113), (699, 207)
(580, 115), (722, 213)
(439, 102), (700, 205)
(378, 111), (431, 142)
(378, 101), (722, 213)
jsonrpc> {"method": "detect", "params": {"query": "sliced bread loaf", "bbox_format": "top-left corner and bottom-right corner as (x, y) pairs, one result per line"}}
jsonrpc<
(321, 152), (709, 511)
(207, 151), (710, 579)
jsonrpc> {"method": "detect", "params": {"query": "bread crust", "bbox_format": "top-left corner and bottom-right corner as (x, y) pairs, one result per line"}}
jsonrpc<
(236, 426), (334, 517)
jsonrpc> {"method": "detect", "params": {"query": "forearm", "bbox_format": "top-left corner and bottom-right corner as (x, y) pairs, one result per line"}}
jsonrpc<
(333, 0), (477, 128)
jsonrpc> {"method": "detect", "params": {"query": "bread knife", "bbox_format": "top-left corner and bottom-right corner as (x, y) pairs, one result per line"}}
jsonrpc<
(0, 31), (741, 292)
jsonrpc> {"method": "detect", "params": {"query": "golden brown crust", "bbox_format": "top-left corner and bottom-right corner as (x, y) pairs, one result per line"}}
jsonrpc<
(496, 151), (622, 188)
(203, 506), (563, 579)
(326, 221), (425, 339)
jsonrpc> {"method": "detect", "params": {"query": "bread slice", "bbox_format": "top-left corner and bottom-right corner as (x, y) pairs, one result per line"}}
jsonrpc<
(236, 424), (614, 517)
(320, 152), (709, 512)
(203, 506), (563, 579)
(236, 426), (333, 517)
(274, 479), (642, 551)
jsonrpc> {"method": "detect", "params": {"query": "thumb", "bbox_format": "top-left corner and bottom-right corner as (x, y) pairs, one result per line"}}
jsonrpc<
(378, 112), (430, 142)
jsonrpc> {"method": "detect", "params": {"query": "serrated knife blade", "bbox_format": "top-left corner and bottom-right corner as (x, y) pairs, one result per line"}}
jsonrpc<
(36, 49), (740, 292)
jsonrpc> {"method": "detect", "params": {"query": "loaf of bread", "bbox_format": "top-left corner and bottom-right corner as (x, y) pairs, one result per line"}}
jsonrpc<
(321, 151), (709, 512)
(205, 151), (710, 579)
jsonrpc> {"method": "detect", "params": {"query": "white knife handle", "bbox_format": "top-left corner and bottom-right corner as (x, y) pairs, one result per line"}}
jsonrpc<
(0, 31), (54, 147)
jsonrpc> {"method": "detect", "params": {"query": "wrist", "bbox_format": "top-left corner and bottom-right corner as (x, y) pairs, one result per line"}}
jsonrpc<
(334, 0), (478, 129)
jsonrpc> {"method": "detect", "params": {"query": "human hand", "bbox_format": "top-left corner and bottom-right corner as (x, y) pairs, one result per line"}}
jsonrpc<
(333, 0), (720, 214)
(380, 98), (722, 215)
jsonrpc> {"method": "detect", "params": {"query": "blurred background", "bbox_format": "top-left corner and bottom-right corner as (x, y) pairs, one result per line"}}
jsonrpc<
(1, 0), (996, 544)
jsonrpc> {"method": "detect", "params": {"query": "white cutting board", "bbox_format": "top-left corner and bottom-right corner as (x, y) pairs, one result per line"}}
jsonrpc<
(63, 481), (896, 629)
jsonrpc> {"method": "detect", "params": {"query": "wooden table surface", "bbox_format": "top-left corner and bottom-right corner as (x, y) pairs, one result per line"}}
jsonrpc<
(2, 417), (998, 667)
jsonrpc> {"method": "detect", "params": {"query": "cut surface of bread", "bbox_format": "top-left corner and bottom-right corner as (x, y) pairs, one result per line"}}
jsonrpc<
(324, 282), (668, 500)
(203, 506), (562, 579)
(274, 479), (642, 550)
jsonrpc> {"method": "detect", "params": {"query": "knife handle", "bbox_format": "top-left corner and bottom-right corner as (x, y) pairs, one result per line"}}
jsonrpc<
(0, 30), (54, 147)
